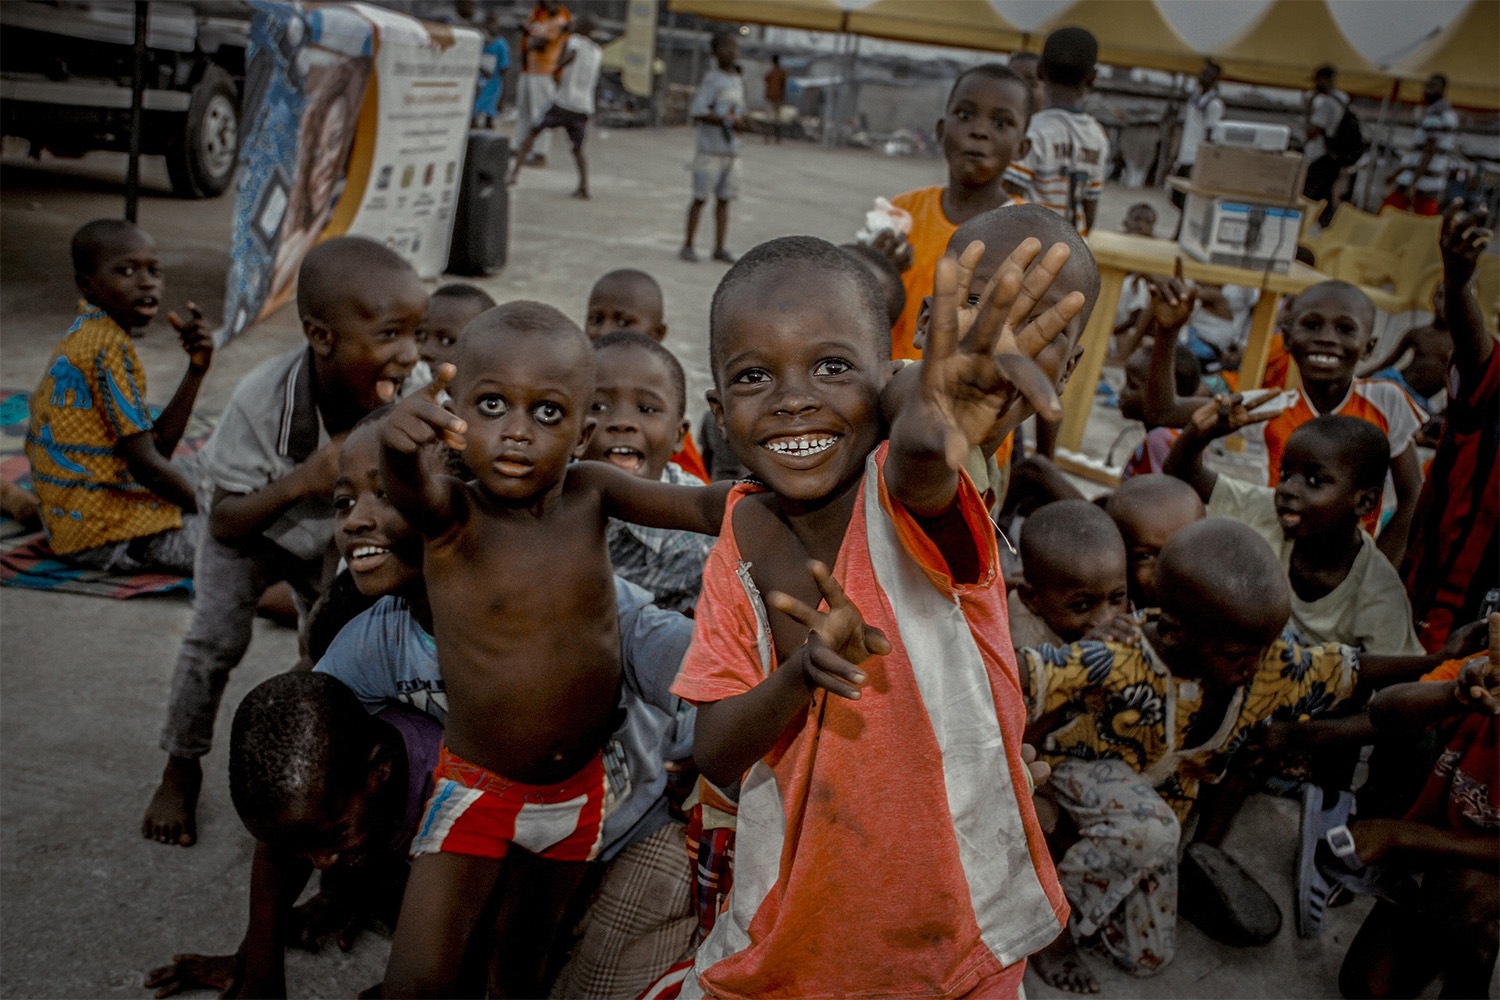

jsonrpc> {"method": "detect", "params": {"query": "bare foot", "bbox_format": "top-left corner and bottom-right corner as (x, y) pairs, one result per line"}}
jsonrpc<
(571, 188), (589, 199)
(1031, 930), (1100, 994)
(142, 755), (201, 846)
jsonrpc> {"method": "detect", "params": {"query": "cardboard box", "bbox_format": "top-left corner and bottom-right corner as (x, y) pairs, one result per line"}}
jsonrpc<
(1190, 145), (1307, 202)
(1178, 191), (1301, 274)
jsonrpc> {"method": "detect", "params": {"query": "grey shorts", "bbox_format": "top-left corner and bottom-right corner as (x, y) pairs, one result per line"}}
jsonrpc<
(691, 152), (739, 202)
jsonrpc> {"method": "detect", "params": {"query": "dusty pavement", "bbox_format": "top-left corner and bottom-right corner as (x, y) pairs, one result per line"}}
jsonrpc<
(0, 124), (1419, 999)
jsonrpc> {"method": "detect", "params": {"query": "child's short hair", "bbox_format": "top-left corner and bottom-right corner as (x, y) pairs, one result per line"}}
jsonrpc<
(1040, 27), (1098, 88)
(297, 236), (415, 323)
(470, 300), (585, 343)
(71, 218), (147, 276)
(949, 203), (1101, 304)
(710, 235), (889, 375)
(1105, 472), (1205, 524)
(1125, 202), (1156, 220)
(594, 329), (687, 418)
(1156, 518), (1289, 626)
(1020, 499), (1123, 577)
(228, 672), (374, 834)
(839, 242), (907, 327)
(1288, 414), (1390, 492)
(431, 282), (496, 312)
(1314, 64), (1336, 83)
(1290, 280), (1376, 331)
(944, 63), (1033, 116)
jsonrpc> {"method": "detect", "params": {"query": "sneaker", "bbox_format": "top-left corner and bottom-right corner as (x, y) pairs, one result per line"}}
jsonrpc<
(712, 248), (738, 263)
(1179, 842), (1282, 946)
(679, 246), (699, 262)
(1295, 784), (1351, 938)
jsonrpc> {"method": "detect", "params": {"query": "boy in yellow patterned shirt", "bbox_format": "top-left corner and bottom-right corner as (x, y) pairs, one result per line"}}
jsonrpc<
(1019, 517), (1450, 991)
(26, 219), (211, 573)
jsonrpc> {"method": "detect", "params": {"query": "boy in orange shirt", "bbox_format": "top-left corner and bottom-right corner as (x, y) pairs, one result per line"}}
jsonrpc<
(664, 231), (1094, 998)
(875, 64), (1032, 361)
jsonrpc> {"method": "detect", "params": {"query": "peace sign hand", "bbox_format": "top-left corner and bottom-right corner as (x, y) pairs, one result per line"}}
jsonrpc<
(768, 560), (891, 700)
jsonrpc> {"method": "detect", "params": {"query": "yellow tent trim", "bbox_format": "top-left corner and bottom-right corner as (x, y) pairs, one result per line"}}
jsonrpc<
(1210, 0), (1389, 97)
(1388, 0), (1499, 110)
(845, 0), (1024, 52)
(1036, 0), (1203, 75)
(665, 0), (849, 33)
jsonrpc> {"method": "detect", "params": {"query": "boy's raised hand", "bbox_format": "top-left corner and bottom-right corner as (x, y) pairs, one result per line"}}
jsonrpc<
(922, 238), (1084, 470)
(869, 228), (915, 273)
(1439, 199), (1492, 289)
(1454, 613), (1500, 715)
(382, 363), (467, 454)
(168, 302), (213, 372)
(1186, 391), (1285, 440)
(1146, 260), (1196, 332)
(768, 560), (891, 701)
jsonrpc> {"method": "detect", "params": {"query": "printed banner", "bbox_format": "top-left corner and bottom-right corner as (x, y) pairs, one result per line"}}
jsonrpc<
(222, 2), (480, 342)
(621, 0), (659, 98)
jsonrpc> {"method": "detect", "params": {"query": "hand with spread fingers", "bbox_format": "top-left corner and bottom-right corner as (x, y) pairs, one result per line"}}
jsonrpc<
(1186, 391), (1286, 440)
(918, 237), (1086, 472)
(143, 952), (241, 998)
(768, 560), (891, 701)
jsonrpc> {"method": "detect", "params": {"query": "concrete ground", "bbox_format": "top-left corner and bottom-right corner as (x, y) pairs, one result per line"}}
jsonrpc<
(0, 125), (1429, 999)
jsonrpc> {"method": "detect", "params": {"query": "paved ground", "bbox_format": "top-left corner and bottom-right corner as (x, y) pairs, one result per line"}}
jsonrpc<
(0, 125), (1424, 999)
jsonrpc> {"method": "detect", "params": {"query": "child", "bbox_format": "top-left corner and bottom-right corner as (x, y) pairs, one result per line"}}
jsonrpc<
(1115, 274), (1204, 477)
(26, 219), (212, 574)
(509, 13), (603, 198)
(1359, 286), (1451, 411)
(1167, 399), (1424, 655)
(1402, 202), (1497, 651)
(142, 236), (426, 848)
(1111, 202), (1158, 340)
(665, 231), (1090, 998)
(879, 63), (1032, 360)
(377, 302), (726, 996)
(585, 268), (669, 342)
(1021, 517), (1451, 992)
(680, 31), (745, 264)
(418, 283), (494, 372)
(583, 269), (710, 482)
(1260, 281), (1426, 563)
(1003, 27), (1110, 236)
(1010, 499), (1132, 650)
(583, 331), (714, 613)
(1103, 473), (1204, 609)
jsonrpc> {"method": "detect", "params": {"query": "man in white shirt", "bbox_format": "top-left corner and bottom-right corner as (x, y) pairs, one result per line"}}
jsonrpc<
(1170, 61), (1224, 228)
(509, 13), (603, 198)
(1383, 73), (1459, 216)
(1302, 64), (1349, 226)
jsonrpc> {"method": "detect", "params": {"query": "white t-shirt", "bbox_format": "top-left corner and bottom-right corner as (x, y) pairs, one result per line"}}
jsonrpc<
(1004, 107), (1111, 235)
(1395, 99), (1459, 194)
(553, 34), (602, 115)
(1176, 88), (1224, 168)
(1188, 284), (1259, 352)
(1304, 89), (1347, 162)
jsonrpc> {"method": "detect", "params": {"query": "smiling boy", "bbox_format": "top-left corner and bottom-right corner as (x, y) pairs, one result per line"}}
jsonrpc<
(27, 219), (212, 574)
(142, 236), (425, 849)
(1259, 281), (1425, 563)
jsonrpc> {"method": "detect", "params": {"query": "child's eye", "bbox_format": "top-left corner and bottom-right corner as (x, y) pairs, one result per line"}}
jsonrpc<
(590, 400), (608, 413)
(477, 395), (506, 416)
(533, 402), (564, 425)
(414, 328), (429, 344)
(379, 328), (400, 340)
(333, 495), (355, 512)
(953, 108), (973, 121)
(439, 335), (457, 347)
(117, 265), (135, 277)
(731, 367), (770, 385)
(638, 404), (659, 415)
(148, 264), (164, 278)
(814, 358), (852, 377)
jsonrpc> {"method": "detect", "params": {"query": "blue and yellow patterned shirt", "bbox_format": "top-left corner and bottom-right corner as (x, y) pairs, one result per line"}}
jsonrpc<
(1021, 625), (1359, 820)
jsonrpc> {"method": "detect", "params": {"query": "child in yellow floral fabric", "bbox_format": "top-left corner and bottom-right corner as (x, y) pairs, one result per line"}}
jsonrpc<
(1018, 516), (1451, 992)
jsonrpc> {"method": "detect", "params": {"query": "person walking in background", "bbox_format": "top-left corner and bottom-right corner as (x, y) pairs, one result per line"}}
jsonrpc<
(763, 54), (788, 144)
(509, 13), (602, 198)
(513, 0), (571, 168)
(1383, 74), (1458, 216)
(472, 9), (510, 129)
(1302, 65), (1350, 227)
(1170, 60), (1224, 235)
(679, 31), (744, 264)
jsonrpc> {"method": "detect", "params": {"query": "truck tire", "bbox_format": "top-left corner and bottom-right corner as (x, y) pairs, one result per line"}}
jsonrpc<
(166, 66), (239, 199)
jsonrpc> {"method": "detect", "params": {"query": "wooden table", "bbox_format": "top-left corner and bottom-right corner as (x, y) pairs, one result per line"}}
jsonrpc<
(1056, 231), (1327, 474)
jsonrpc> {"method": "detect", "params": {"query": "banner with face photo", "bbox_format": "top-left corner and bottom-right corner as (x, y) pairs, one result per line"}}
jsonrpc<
(222, 2), (373, 341)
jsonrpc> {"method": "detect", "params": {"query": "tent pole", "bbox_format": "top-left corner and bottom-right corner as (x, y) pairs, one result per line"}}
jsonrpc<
(125, 0), (147, 222)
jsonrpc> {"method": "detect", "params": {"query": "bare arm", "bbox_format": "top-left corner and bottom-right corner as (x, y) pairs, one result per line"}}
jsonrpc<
(152, 304), (213, 458)
(580, 460), (730, 535)
(1439, 202), (1495, 375)
(1163, 394), (1281, 503)
(1357, 328), (1415, 377)
(238, 841), (315, 997)
(210, 442), (341, 543)
(378, 365), (465, 539)
(1376, 444), (1420, 565)
(693, 562), (889, 787)
(119, 432), (198, 511)
(1139, 269), (1203, 428)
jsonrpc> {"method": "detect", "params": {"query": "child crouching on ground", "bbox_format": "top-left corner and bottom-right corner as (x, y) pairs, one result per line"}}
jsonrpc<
(662, 231), (1091, 998)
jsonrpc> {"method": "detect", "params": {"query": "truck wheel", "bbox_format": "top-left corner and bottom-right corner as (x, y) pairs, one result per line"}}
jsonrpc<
(166, 66), (239, 199)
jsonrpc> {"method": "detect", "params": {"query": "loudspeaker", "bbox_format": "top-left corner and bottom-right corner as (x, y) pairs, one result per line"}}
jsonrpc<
(447, 131), (509, 275)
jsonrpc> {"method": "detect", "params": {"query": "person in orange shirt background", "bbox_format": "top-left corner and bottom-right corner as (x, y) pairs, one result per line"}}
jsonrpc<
(513, 1), (571, 168)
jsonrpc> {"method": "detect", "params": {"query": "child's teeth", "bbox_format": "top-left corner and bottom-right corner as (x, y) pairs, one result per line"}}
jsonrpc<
(767, 435), (837, 456)
(351, 545), (388, 559)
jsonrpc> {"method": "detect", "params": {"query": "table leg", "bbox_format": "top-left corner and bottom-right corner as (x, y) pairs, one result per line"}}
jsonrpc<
(1057, 266), (1125, 453)
(1241, 291), (1282, 390)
